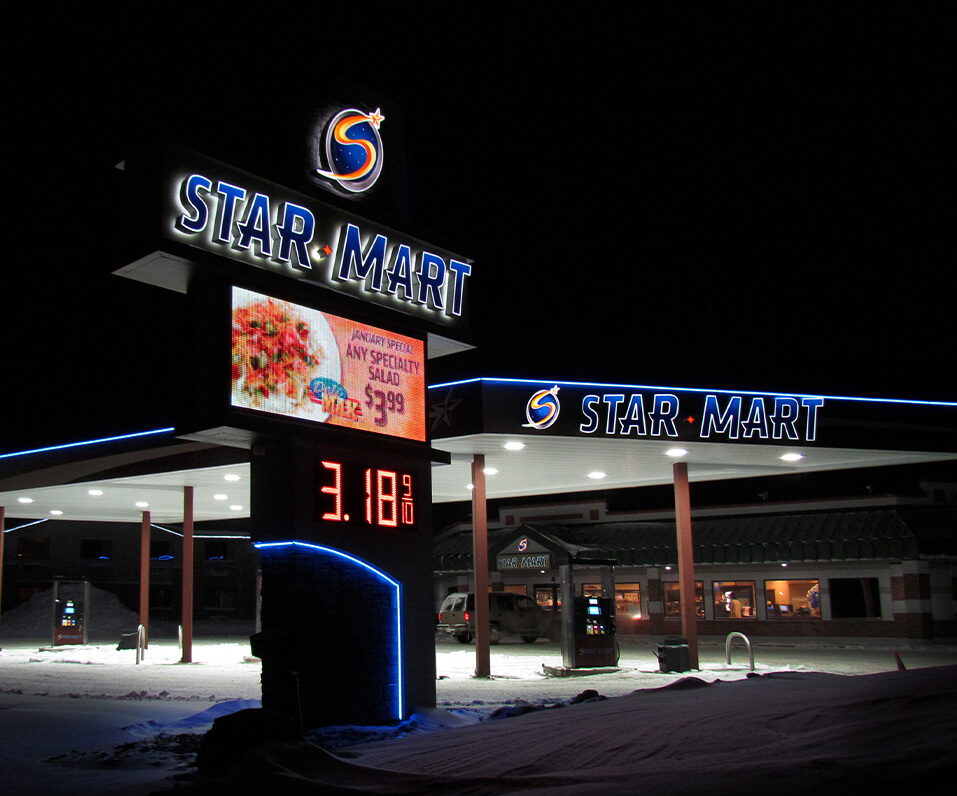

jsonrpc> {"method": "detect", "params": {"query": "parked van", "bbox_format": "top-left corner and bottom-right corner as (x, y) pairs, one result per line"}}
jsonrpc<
(436, 592), (557, 644)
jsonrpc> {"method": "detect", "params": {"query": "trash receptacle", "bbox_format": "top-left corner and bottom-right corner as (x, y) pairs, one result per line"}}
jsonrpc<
(656, 636), (690, 672)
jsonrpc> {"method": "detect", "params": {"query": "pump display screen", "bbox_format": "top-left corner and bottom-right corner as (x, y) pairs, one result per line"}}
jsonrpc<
(231, 287), (426, 441)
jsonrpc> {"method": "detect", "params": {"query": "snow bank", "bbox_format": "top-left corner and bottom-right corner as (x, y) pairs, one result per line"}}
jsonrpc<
(169, 665), (957, 794)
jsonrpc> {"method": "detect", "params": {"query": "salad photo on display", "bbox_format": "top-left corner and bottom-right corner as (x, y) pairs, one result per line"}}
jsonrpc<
(231, 289), (339, 419)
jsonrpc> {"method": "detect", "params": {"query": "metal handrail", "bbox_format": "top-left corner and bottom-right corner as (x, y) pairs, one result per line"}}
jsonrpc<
(725, 631), (754, 671)
(135, 624), (147, 665)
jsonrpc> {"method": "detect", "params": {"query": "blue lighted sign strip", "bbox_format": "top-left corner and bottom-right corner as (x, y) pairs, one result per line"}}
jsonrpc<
(0, 428), (176, 460)
(429, 377), (957, 407)
(2, 519), (49, 533)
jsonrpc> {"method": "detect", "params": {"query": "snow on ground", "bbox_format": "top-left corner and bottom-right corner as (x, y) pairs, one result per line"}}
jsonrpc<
(2, 592), (956, 795)
(0, 638), (262, 702)
(336, 665), (957, 795)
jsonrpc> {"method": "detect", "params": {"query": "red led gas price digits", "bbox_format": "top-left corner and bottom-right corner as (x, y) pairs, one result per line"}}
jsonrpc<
(320, 461), (344, 521)
(319, 460), (414, 528)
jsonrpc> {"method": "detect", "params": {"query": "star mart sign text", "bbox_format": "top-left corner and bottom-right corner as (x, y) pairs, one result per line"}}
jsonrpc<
(580, 392), (824, 442)
(173, 171), (472, 324)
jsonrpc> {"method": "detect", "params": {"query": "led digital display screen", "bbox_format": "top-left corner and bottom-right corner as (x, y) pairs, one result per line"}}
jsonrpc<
(231, 287), (425, 441)
(315, 458), (416, 529)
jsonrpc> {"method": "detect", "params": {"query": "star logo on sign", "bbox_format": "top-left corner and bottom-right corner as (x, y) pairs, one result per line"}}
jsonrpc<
(429, 389), (462, 433)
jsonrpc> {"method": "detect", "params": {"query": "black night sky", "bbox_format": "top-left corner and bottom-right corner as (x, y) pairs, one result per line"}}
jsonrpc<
(5, 11), (953, 457)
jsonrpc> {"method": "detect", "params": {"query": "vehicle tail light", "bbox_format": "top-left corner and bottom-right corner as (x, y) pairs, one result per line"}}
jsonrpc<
(464, 611), (470, 622)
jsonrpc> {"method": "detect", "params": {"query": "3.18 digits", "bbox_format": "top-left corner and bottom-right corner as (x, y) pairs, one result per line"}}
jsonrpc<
(317, 460), (414, 527)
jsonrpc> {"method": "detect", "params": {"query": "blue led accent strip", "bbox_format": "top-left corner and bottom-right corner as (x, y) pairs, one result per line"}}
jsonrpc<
(428, 377), (957, 408)
(254, 540), (403, 719)
(0, 428), (177, 460)
(2, 518), (49, 533)
(150, 524), (249, 540)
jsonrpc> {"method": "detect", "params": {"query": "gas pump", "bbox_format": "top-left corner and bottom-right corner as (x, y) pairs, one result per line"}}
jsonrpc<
(560, 558), (619, 668)
(53, 579), (90, 646)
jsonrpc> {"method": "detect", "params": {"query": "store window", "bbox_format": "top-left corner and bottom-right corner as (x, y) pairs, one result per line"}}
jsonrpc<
(535, 584), (560, 611)
(205, 541), (231, 561)
(765, 579), (821, 618)
(615, 583), (642, 623)
(664, 581), (705, 618)
(206, 589), (237, 611)
(829, 577), (882, 618)
(582, 583), (642, 629)
(17, 537), (50, 560)
(150, 585), (176, 610)
(151, 540), (174, 561)
(713, 581), (756, 618)
(80, 539), (112, 561)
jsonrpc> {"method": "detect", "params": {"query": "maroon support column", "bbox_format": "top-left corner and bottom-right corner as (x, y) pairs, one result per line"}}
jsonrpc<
(673, 462), (699, 670)
(139, 510), (150, 647)
(0, 506), (5, 634)
(181, 486), (194, 663)
(471, 455), (490, 678)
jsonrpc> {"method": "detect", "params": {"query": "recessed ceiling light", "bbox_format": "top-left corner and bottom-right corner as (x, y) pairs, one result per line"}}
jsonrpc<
(18, 497), (34, 504)
(135, 501), (149, 508)
(483, 467), (499, 475)
(588, 471), (607, 479)
(466, 484), (474, 491)
(213, 494), (228, 500)
(223, 474), (241, 482)
(666, 448), (688, 457)
(780, 453), (804, 462)
(504, 442), (525, 451)
(229, 505), (243, 511)
(49, 509), (63, 516)
(88, 489), (103, 496)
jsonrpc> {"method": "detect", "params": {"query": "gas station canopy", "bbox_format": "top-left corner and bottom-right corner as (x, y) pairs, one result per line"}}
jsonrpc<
(429, 434), (953, 503)
(3, 378), (955, 524)
(426, 377), (957, 503)
(0, 436), (251, 525)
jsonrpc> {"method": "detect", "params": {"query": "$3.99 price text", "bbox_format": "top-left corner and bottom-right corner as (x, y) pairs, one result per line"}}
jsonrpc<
(365, 385), (405, 427)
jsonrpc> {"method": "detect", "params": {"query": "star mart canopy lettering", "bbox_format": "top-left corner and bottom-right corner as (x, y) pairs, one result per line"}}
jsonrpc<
(581, 392), (824, 442)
